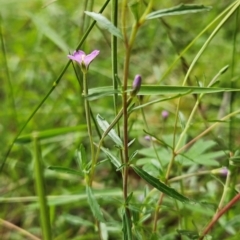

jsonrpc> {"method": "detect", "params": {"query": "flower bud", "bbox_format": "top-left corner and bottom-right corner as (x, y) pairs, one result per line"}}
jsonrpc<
(131, 74), (142, 96)
(211, 167), (228, 176)
(161, 110), (169, 120)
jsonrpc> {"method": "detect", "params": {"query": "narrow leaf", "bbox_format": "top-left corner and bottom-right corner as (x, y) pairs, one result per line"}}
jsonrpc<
(88, 85), (240, 98)
(76, 144), (87, 170)
(146, 4), (212, 20)
(100, 146), (121, 168)
(177, 229), (199, 239)
(96, 114), (123, 147)
(122, 210), (132, 240)
(85, 11), (122, 39)
(48, 166), (83, 176)
(27, 12), (69, 52)
(16, 125), (86, 143)
(86, 186), (105, 222)
(132, 166), (190, 203)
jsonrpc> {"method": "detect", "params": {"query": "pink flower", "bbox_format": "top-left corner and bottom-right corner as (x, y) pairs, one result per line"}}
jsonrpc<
(67, 50), (100, 72)
(211, 167), (228, 176)
(161, 110), (169, 120)
(219, 167), (228, 176)
(131, 74), (142, 96)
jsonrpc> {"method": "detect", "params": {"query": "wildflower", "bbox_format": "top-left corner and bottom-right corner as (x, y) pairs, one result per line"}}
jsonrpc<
(144, 135), (151, 141)
(219, 167), (228, 176)
(131, 74), (142, 96)
(144, 135), (156, 141)
(211, 167), (228, 176)
(161, 110), (169, 120)
(67, 50), (100, 73)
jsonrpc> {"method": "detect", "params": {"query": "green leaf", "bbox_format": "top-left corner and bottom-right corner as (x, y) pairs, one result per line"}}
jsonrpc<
(146, 4), (212, 20)
(139, 85), (240, 95)
(64, 214), (94, 227)
(100, 146), (121, 168)
(48, 166), (83, 176)
(177, 139), (225, 166)
(85, 11), (123, 39)
(76, 144), (87, 170)
(122, 210), (133, 240)
(132, 166), (190, 203)
(96, 114), (123, 147)
(88, 85), (240, 98)
(27, 12), (69, 52)
(86, 186), (105, 222)
(177, 229), (199, 239)
(16, 125), (86, 143)
(129, 1), (142, 21)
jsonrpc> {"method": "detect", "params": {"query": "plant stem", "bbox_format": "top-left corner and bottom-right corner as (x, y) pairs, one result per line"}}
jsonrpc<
(229, 7), (239, 150)
(32, 133), (52, 240)
(0, 218), (41, 240)
(199, 193), (240, 240)
(0, 15), (18, 126)
(83, 73), (95, 186)
(176, 109), (240, 155)
(111, 0), (119, 118)
(217, 166), (231, 210)
(94, 98), (133, 167)
(168, 170), (212, 183)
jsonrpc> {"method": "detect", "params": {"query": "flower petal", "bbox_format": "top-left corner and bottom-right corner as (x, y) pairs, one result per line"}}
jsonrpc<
(67, 50), (86, 64)
(84, 50), (100, 67)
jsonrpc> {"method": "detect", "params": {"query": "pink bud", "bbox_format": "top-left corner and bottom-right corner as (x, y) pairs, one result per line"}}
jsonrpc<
(131, 74), (142, 96)
(161, 110), (169, 120)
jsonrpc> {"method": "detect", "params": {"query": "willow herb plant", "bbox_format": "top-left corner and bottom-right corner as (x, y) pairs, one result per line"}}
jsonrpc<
(2, 1), (240, 240)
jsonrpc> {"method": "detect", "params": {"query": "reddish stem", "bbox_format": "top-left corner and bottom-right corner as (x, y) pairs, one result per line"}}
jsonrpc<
(199, 193), (240, 239)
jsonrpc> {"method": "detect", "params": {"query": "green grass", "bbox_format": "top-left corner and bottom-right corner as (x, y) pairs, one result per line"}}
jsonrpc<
(1, 1), (240, 239)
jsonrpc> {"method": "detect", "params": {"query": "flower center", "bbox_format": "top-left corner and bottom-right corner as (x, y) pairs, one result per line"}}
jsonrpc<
(81, 55), (85, 63)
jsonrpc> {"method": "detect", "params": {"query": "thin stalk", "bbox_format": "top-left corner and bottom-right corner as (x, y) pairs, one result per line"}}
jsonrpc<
(80, 0), (89, 34)
(152, 193), (164, 232)
(1, 0), (111, 172)
(152, 151), (176, 232)
(0, 218), (40, 240)
(121, 0), (134, 235)
(152, 105), (178, 232)
(81, 0), (94, 35)
(176, 109), (240, 155)
(159, 0), (239, 83)
(121, 0), (128, 47)
(229, 7), (239, 150)
(175, 96), (201, 151)
(32, 133), (52, 240)
(111, 0), (123, 167)
(139, 0), (153, 24)
(121, 0), (130, 212)
(93, 97), (133, 176)
(83, 73), (95, 186)
(140, 107), (163, 170)
(199, 193), (240, 240)
(71, 62), (102, 141)
(0, 15), (18, 125)
(168, 170), (212, 183)
(111, 0), (119, 123)
(217, 167), (231, 210)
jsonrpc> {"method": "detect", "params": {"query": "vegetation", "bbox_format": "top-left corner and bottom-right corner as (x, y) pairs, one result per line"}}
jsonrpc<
(1, 0), (240, 239)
